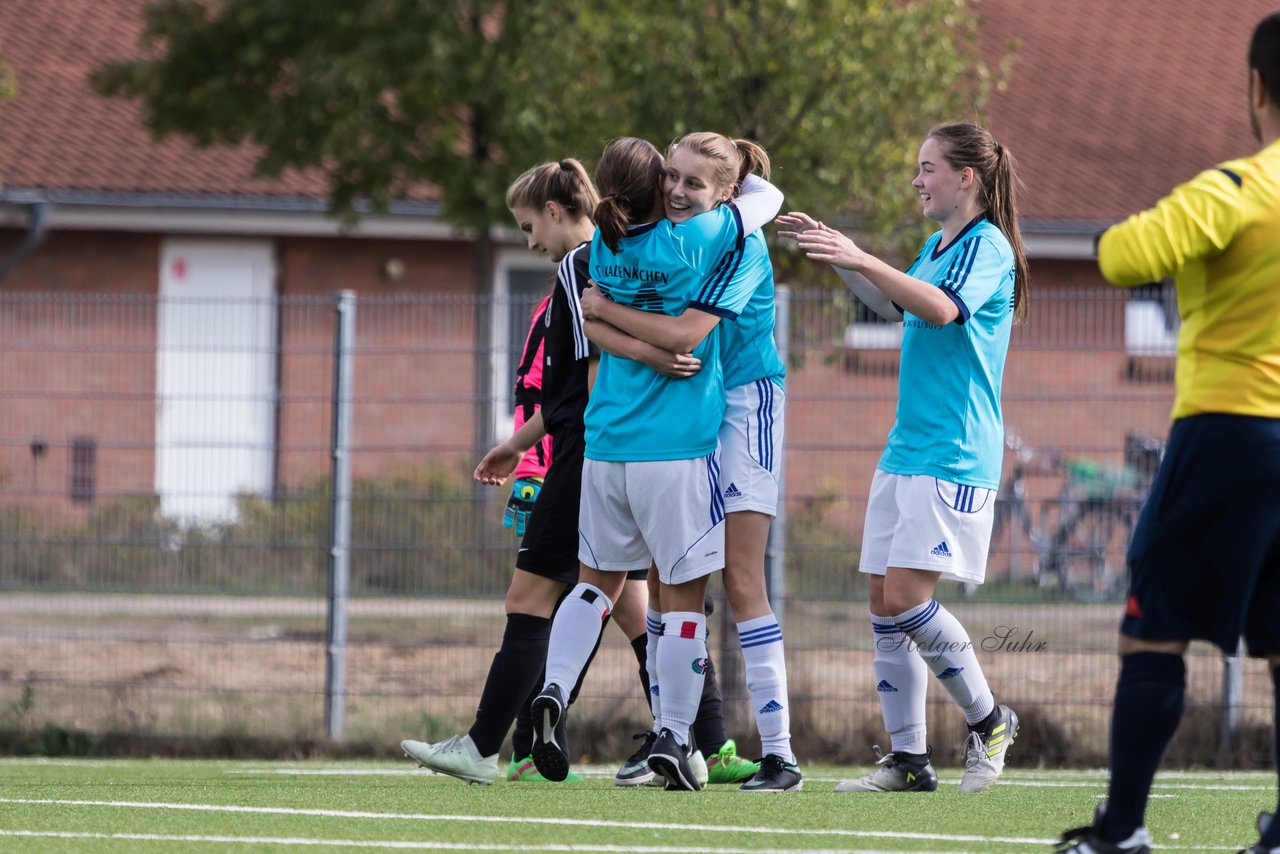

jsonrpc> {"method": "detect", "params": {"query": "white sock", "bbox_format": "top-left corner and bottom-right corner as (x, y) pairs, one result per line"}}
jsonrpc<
(544, 582), (612, 694)
(893, 598), (994, 725)
(737, 612), (794, 762)
(655, 611), (707, 742)
(871, 612), (928, 754)
(646, 608), (662, 728)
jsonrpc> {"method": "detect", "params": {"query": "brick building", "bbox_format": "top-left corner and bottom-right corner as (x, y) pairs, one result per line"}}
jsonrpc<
(0, 0), (1271, 524)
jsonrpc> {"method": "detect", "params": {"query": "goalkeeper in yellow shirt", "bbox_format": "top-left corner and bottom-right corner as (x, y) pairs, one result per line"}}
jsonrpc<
(1057, 12), (1280, 854)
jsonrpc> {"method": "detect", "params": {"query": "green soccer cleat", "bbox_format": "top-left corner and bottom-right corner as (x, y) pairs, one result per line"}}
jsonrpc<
(705, 739), (761, 785)
(506, 754), (582, 783)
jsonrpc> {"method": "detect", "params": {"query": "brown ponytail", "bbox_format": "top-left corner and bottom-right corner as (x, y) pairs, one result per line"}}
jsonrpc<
(593, 137), (664, 254)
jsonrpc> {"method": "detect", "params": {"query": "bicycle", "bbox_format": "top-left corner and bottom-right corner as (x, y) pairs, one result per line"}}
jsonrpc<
(991, 430), (1165, 601)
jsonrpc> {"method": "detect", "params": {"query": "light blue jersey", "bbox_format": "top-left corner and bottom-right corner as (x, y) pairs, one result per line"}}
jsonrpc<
(878, 215), (1015, 489)
(587, 206), (755, 461)
(721, 231), (785, 390)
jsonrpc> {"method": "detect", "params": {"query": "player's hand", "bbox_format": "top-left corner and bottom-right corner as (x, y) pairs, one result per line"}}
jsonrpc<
(779, 212), (869, 271)
(580, 281), (604, 320)
(503, 477), (543, 536)
(775, 211), (822, 236)
(650, 351), (702, 379)
(474, 441), (521, 485)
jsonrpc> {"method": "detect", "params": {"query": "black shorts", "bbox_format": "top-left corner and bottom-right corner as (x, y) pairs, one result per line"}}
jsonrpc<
(516, 428), (645, 584)
(1121, 413), (1280, 656)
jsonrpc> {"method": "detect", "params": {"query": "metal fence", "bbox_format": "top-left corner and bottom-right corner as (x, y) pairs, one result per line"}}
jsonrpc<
(0, 287), (1268, 767)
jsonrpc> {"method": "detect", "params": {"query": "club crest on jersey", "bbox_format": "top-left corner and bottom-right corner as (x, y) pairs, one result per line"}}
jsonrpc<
(691, 657), (710, 675)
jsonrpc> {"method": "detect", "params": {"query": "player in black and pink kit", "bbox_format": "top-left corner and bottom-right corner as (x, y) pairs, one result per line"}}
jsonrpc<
(401, 158), (752, 787)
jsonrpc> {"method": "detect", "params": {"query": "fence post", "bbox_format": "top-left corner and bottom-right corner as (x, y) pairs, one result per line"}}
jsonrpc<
(766, 285), (790, 631)
(1217, 644), (1244, 765)
(325, 289), (356, 740)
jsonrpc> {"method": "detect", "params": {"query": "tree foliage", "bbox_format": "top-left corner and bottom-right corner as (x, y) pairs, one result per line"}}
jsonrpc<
(94, 0), (1001, 260)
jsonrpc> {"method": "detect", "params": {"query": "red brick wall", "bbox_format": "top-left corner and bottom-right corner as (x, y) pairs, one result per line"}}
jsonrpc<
(0, 230), (1176, 532)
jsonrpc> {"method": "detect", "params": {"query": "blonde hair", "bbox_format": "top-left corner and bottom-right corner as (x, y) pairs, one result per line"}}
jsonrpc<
(665, 132), (772, 199)
(505, 158), (599, 218)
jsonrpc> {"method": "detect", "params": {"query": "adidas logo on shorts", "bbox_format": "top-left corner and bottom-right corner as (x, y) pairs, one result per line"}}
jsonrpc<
(758, 699), (784, 714)
(724, 482), (743, 499)
(930, 540), (952, 557)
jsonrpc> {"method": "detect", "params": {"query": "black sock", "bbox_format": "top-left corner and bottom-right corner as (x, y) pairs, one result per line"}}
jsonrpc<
(467, 613), (550, 759)
(1101, 651), (1185, 842)
(1259, 665), (1280, 847)
(630, 633), (651, 701)
(690, 654), (726, 756)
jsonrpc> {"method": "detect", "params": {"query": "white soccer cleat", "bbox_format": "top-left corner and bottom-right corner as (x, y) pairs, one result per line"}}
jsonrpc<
(401, 734), (498, 785)
(959, 704), (1019, 793)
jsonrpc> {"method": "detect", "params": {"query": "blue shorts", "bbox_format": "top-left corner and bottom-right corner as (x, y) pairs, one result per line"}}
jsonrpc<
(1120, 414), (1280, 656)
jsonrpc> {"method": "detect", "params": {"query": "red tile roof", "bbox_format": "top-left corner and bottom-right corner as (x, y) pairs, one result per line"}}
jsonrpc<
(0, 0), (329, 199)
(979, 0), (1275, 223)
(0, 0), (1274, 223)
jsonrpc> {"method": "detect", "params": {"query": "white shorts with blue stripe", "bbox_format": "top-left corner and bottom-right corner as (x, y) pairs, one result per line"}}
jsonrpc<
(718, 378), (785, 516)
(857, 469), (996, 584)
(578, 455), (726, 585)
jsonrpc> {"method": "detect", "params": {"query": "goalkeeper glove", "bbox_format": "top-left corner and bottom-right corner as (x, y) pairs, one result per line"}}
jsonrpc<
(503, 476), (543, 536)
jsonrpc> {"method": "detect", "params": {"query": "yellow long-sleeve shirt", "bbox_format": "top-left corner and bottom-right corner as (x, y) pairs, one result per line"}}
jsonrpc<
(1098, 138), (1280, 420)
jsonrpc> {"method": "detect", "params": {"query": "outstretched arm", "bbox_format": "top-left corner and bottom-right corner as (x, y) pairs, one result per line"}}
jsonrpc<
(780, 212), (957, 325)
(777, 212), (904, 322)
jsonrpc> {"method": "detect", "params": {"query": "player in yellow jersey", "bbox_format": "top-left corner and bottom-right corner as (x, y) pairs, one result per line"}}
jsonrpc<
(1057, 12), (1280, 854)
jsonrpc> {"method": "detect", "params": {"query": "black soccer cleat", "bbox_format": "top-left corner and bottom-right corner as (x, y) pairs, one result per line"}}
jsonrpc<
(529, 683), (569, 783)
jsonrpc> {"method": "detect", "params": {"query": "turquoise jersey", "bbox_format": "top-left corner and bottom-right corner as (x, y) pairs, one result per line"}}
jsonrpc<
(586, 206), (755, 461)
(721, 231), (785, 390)
(878, 216), (1015, 489)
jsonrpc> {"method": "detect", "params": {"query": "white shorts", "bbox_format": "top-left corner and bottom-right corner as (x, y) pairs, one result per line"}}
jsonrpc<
(857, 469), (996, 584)
(579, 455), (726, 585)
(719, 379), (784, 516)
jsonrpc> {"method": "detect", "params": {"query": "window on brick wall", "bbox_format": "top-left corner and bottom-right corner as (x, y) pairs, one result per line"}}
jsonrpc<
(68, 437), (96, 505)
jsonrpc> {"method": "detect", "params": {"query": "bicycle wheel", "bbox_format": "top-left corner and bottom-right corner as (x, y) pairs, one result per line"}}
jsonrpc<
(1046, 500), (1134, 601)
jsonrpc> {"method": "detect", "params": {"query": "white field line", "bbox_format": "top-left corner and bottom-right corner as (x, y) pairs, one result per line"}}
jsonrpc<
(239, 767), (1276, 792)
(0, 798), (1250, 851)
(0, 831), (954, 854)
(0, 798), (1057, 846)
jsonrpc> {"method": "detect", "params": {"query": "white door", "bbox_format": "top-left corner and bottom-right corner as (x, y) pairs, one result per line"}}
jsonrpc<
(156, 239), (278, 524)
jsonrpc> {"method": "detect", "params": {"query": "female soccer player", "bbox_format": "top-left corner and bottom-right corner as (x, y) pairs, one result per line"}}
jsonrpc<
(780, 121), (1029, 794)
(400, 159), (707, 784)
(528, 136), (783, 791)
(578, 132), (801, 791)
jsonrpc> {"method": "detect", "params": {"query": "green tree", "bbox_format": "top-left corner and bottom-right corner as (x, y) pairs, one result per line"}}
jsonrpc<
(92, 0), (1004, 437)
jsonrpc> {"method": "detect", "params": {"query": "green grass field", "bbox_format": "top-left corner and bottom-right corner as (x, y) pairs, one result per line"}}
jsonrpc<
(0, 757), (1271, 852)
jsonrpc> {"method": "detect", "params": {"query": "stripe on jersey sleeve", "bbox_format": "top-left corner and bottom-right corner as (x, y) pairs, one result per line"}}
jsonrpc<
(558, 244), (592, 360)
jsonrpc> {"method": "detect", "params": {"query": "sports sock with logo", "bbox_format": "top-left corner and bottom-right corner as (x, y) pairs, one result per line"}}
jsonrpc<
(690, 653), (724, 756)
(543, 582), (612, 695)
(645, 608), (662, 726)
(1100, 651), (1185, 843)
(1259, 665), (1280, 847)
(738, 612), (795, 762)
(893, 598), (994, 725)
(870, 612), (928, 754)
(468, 612), (550, 758)
(655, 611), (707, 742)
